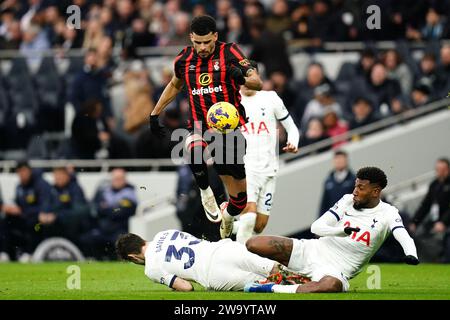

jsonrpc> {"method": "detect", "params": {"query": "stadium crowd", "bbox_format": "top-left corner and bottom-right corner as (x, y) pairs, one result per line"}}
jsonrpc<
(0, 161), (137, 261)
(0, 0), (449, 159)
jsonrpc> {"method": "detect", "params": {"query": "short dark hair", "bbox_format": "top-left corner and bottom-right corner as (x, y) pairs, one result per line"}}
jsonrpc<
(16, 160), (31, 171)
(437, 157), (450, 168)
(356, 167), (388, 190)
(116, 233), (146, 261)
(190, 15), (216, 35)
(334, 150), (348, 157)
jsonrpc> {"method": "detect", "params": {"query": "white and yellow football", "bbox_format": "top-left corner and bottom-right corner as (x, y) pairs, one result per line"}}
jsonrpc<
(206, 101), (240, 134)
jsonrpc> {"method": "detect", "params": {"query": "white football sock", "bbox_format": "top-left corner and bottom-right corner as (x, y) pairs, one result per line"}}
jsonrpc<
(236, 212), (257, 244)
(272, 284), (300, 293)
(232, 220), (241, 235)
(222, 207), (233, 221)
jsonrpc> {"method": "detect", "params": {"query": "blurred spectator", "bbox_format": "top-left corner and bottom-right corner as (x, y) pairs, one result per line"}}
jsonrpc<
(409, 158), (450, 262)
(80, 168), (137, 260)
(409, 83), (431, 109)
(437, 45), (450, 98)
(308, 0), (334, 44)
(293, 63), (332, 124)
(122, 60), (155, 134)
(415, 53), (443, 99)
(96, 35), (115, 71)
(165, 11), (190, 46)
(82, 17), (105, 50)
(0, 19), (21, 49)
(298, 118), (330, 152)
(53, 19), (83, 51)
(319, 150), (355, 216)
(69, 48), (114, 126)
(348, 97), (378, 131)
(269, 71), (296, 110)
(301, 83), (343, 130)
(266, 0), (291, 36)
(406, 7), (448, 41)
(0, 161), (51, 262)
(19, 23), (50, 67)
(383, 49), (413, 96)
(70, 99), (132, 159)
(226, 10), (251, 45)
(249, 20), (293, 79)
(122, 17), (156, 59)
(116, 0), (138, 34)
(40, 167), (91, 248)
(390, 96), (409, 116)
(322, 109), (348, 149)
(20, 0), (45, 32)
(99, 5), (117, 38)
(215, 0), (232, 41)
(350, 62), (402, 118)
(355, 48), (377, 81)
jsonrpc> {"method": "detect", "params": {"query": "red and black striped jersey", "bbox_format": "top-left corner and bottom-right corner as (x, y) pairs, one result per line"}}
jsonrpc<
(174, 41), (253, 132)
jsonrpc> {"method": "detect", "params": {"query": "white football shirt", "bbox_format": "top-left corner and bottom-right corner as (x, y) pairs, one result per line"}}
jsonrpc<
(144, 229), (221, 288)
(310, 194), (406, 279)
(240, 90), (290, 176)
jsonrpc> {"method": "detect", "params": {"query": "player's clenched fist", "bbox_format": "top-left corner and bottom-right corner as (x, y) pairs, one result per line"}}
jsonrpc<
(229, 65), (246, 85)
(344, 227), (360, 235)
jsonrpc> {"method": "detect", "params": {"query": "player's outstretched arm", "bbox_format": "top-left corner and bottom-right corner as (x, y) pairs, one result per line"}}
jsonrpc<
(311, 213), (353, 237)
(392, 227), (419, 265)
(171, 276), (194, 292)
(151, 75), (183, 116)
(280, 116), (300, 153)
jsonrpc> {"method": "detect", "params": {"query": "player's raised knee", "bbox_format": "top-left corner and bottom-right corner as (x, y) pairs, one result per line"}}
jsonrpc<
(245, 236), (259, 253)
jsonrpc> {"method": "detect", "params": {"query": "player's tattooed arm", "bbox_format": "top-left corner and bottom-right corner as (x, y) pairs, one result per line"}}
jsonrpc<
(267, 238), (293, 267)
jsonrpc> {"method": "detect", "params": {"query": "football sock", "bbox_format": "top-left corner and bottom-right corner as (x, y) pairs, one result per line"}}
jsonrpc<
(236, 212), (256, 244)
(272, 284), (300, 293)
(227, 192), (247, 216)
(232, 220), (241, 234)
(187, 140), (209, 190)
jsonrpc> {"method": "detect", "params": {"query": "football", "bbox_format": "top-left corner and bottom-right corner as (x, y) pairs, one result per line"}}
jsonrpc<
(206, 101), (240, 134)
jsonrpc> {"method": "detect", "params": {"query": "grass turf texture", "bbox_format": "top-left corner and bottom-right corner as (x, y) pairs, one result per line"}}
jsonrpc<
(0, 262), (449, 300)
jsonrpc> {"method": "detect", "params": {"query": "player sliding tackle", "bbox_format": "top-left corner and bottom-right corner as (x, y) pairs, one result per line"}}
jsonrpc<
(116, 229), (307, 292)
(244, 167), (420, 293)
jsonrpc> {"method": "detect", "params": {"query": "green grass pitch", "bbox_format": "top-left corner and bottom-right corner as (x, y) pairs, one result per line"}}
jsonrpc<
(0, 262), (449, 300)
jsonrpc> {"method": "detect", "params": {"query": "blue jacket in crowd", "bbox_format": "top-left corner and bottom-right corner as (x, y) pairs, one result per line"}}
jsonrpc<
(15, 171), (52, 224)
(94, 184), (137, 234)
(319, 169), (356, 216)
(47, 180), (89, 225)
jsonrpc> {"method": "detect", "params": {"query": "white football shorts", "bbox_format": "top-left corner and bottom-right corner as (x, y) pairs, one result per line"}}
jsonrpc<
(246, 171), (277, 215)
(205, 239), (275, 291)
(287, 238), (350, 292)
